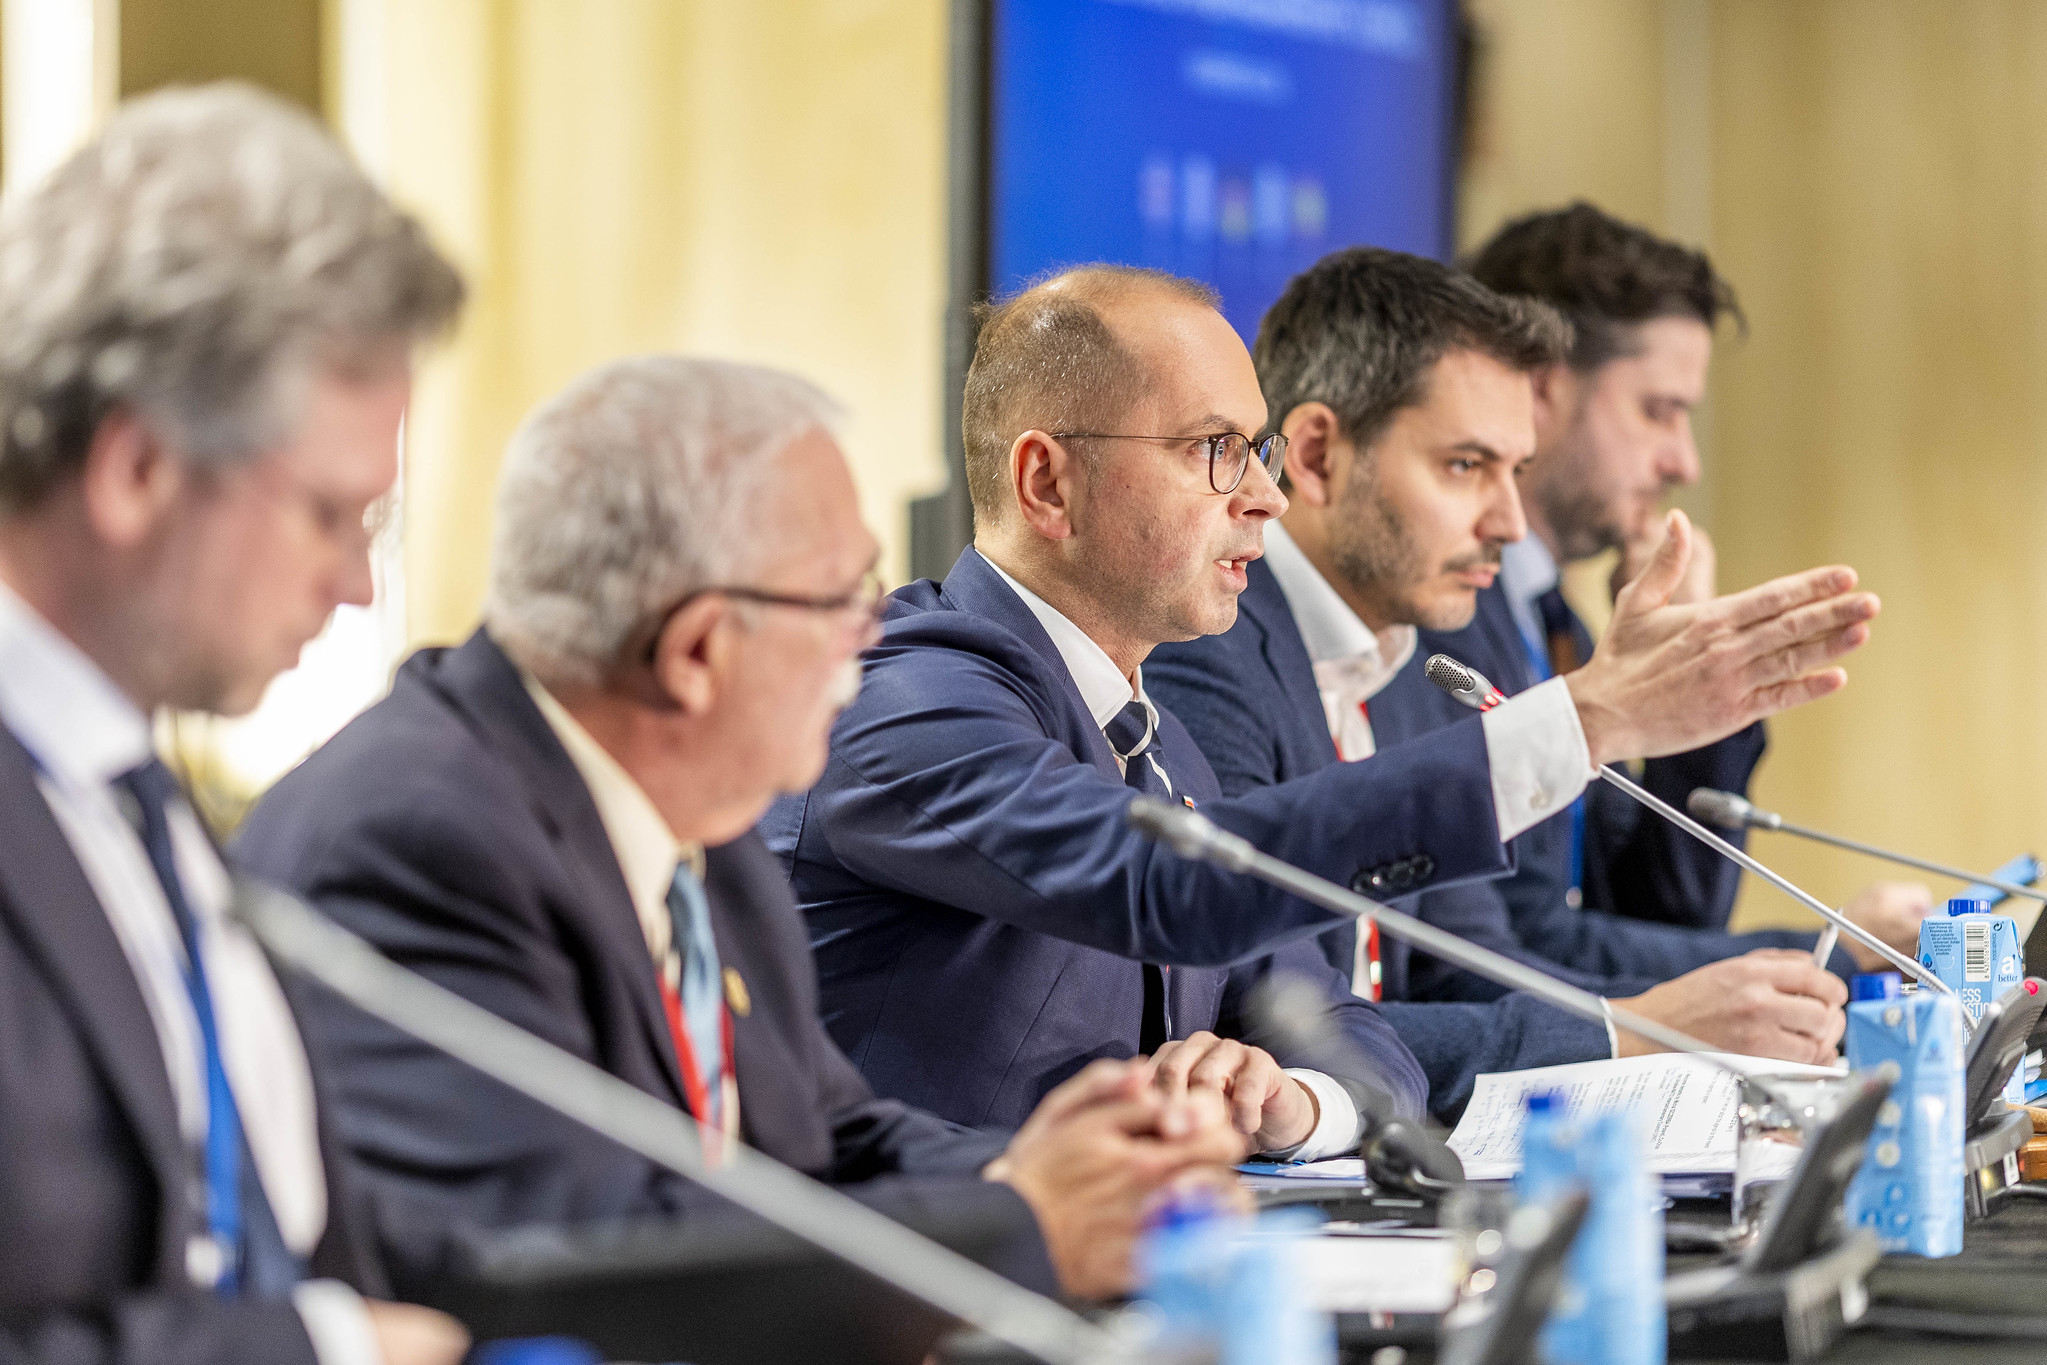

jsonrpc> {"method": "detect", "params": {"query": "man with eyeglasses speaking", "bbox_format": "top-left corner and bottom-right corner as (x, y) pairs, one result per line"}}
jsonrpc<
(763, 264), (1879, 1139)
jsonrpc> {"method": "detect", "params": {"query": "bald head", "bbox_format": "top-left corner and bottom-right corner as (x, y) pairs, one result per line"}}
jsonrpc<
(960, 266), (1221, 526)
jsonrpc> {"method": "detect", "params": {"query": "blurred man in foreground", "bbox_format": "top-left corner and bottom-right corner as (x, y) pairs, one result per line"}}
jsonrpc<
(765, 263), (1880, 1132)
(0, 86), (468, 1365)
(237, 356), (1245, 1302)
(1150, 249), (1922, 1112)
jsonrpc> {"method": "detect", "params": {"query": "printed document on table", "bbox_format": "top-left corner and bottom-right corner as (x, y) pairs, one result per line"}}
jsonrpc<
(1446, 1053), (1843, 1182)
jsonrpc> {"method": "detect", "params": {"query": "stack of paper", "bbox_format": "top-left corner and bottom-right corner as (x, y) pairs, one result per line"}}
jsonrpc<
(1444, 1053), (1844, 1190)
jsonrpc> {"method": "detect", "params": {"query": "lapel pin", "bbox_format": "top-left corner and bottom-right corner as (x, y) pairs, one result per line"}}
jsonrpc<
(723, 966), (751, 1017)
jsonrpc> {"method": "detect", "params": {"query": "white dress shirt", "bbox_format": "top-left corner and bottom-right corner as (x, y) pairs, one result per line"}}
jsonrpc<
(0, 583), (377, 1365)
(1498, 534), (1561, 666)
(981, 553), (1361, 1162)
(1261, 524), (1418, 761)
(522, 674), (739, 1138)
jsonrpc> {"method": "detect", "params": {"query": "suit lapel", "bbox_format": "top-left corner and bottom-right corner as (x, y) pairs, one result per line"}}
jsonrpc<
(0, 723), (188, 1270)
(938, 549), (1124, 778)
(1240, 560), (1341, 765)
(430, 631), (689, 1108)
(1473, 585), (1539, 695)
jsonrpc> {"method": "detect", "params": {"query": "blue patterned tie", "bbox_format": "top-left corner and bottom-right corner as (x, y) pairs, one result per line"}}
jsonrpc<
(665, 861), (726, 1127)
(1103, 700), (1174, 1050)
(117, 758), (300, 1297)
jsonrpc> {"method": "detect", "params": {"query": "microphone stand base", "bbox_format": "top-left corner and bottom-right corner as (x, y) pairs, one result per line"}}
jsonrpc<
(1665, 1229), (1881, 1363)
(1963, 1107), (2033, 1221)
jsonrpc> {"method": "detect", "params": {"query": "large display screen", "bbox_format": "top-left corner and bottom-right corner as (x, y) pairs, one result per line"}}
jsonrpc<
(988, 0), (1458, 343)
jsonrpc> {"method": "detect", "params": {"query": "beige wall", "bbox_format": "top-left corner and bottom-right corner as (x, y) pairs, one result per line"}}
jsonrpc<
(334, 0), (2047, 928)
(1463, 0), (2047, 930)
(333, 0), (952, 648)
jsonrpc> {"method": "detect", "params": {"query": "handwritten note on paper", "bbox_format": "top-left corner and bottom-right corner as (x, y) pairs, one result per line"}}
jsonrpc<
(1446, 1053), (1844, 1182)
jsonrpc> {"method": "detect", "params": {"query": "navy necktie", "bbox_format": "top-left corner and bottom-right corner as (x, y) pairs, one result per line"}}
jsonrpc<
(117, 758), (300, 1297)
(1104, 701), (1173, 1051)
(1527, 588), (1588, 895)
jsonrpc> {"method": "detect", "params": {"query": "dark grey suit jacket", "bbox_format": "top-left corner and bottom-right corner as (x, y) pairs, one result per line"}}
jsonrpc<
(0, 723), (385, 1365)
(233, 628), (1052, 1294)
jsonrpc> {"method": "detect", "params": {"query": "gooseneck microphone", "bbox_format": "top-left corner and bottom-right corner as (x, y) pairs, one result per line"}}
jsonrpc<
(1422, 653), (1505, 711)
(229, 879), (1122, 1365)
(1125, 797), (1790, 1091)
(1688, 788), (2047, 905)
(1420, 654), (1957, 1008)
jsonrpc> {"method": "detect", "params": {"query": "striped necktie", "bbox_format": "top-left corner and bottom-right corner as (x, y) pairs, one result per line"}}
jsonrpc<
(1104, 700), (1174, 1050)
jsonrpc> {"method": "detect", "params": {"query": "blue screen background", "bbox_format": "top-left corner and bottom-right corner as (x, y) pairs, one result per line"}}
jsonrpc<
(989, 0), (1457, 343)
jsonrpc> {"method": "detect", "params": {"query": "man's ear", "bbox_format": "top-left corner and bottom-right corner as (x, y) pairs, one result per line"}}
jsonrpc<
(1277, 402), (1346, 509)
(650, 594), (731, 717)
(1010, 429), (1081, 542)
(78, 410), (184, 549)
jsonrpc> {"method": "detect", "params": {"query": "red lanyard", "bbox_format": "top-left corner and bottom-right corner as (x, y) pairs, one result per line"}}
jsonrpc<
(1338, 698), (1383, 1002)
(658, 973), (736, 1153)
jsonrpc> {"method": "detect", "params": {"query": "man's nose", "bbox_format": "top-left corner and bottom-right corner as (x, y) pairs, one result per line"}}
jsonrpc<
(1664, 415), (1702, 486)
(1482, 471), (1529, 544)
(1232, 451), (1288, 519)
(337, 541), (376, 610)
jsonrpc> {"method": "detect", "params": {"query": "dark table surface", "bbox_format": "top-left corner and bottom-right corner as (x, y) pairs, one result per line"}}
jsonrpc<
(1331, 1193), (2047, 1364)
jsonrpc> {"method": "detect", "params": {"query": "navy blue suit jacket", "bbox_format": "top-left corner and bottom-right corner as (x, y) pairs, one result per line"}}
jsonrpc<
(234, 629), (1050, 1293)
(761, 548), (1529, 1129)
(1375, 580), (1857, 982)
(0, 723), (386, 1365)
(1147, 562), (1618, 1118)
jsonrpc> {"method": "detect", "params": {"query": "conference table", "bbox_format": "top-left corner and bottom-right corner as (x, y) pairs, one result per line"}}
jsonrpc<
(1322, 1194), (2047, 1364)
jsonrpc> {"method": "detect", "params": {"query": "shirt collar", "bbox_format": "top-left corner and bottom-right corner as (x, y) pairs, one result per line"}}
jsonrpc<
(1499, 535), (1561, 654)
(980, 554), (1144, 730)
(1261, 522), (1417, 697)
(522, 672), (699, 934)
(1499, 534), (1560, 611)
(0, 578), (155, 791)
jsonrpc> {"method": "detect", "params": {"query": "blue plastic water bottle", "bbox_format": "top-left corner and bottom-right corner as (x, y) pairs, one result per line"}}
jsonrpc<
(1135, 1188), (1234, 1350)
(1137, 1197), (1334, 1365)
(1920, 899), (2024, 1103)
(1514, 1091), (1665, 1365)
(1844, 976), (1964, 1257)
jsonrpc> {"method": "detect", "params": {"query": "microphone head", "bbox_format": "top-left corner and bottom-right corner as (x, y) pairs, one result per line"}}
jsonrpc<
(1423, 654), (1503, 710)
(1125, 793), (1191, 841)
(1423, 652), (1478, 697)
(1687, 787), (1760, 832)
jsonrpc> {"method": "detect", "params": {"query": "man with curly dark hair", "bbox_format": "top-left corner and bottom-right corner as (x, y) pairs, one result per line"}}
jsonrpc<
(1376, 202), (1930, 941)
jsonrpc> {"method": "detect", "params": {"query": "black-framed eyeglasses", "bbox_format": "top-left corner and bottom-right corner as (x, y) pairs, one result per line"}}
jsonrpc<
(1048, 430), (1287, 494)
(639, 571), (886, 663)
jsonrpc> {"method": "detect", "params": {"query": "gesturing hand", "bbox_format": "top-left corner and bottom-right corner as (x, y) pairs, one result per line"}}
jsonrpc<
(1150, 1031), (1318, 1154)
(984, 1057), (1247, 1300)
(1840, 881), (1936, 970)
(363, 1302), (471, 1365)
(1567, 509), (1878, 766)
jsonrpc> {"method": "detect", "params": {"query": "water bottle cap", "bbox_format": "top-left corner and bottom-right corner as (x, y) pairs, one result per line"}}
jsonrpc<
(1852, 972), (1903, 1001)
(471, 1340), (602, 1365)
(1948, 898), (1993, 917)
(1144, 1184), (1224, 1234)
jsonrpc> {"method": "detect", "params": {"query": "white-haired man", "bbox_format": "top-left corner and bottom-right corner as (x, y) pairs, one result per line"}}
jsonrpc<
(235, 355), (1248, 1305)
(0, 86), (469, 1365)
